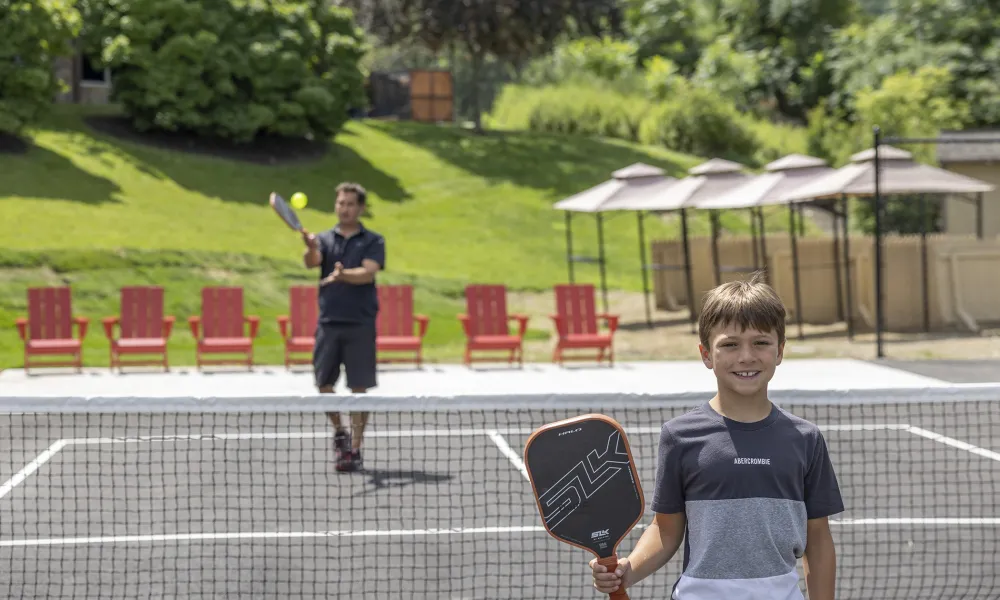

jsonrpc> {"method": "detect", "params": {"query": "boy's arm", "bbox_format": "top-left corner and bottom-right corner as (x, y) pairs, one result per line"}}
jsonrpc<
(626, 511), (686, 584)
(591, 511), (686, 594)
(803, 517), (836, 600)
(802, 429), (843, 600)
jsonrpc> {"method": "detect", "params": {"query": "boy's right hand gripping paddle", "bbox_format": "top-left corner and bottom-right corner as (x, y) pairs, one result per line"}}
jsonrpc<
(524, 414), (645, 599)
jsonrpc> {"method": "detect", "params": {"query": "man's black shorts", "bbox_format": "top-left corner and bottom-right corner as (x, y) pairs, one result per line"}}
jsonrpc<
(313, 321), (377, 390)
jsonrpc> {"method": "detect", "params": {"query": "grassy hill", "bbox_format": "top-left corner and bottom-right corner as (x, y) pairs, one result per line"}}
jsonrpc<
(0, 105), (803, 368)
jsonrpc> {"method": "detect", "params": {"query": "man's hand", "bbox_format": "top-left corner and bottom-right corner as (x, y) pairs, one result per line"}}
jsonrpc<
(301, 229), (318, 250)
(320, 262), (343, 287)
(302, 230), (322, 268)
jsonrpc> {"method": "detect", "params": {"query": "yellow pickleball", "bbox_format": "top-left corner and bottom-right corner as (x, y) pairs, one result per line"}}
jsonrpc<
(290, 192), (308, 209)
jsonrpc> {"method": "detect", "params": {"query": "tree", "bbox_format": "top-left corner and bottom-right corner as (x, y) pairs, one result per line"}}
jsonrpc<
(711, 0), (857, 120)
(0, 0), (81, 135)
(890, 0), (1000, 126)
(622, 0), (706, 74)
(342, 0), (622, 131)
(807, 66), (970, 235)
(84, 0), (367, 143)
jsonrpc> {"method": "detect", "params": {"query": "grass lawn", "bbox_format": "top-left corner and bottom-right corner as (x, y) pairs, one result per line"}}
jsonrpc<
(0, 105), (812, 369)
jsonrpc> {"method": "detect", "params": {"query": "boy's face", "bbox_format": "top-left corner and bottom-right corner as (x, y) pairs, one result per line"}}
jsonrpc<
(699, 321), (784, 398)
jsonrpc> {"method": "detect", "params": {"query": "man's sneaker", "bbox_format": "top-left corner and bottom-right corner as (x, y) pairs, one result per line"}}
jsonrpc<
(336, 449), (363, 473)
(333, 429), (351, 458)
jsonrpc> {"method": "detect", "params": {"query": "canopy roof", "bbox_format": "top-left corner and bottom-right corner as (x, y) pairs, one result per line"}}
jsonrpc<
(616, 158), (751, 211)
(553, 162), (676, 213)
(781, 146), (995, 202)
(695, 154), (835, 210)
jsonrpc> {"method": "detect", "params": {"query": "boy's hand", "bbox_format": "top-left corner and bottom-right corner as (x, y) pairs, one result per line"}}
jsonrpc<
(590, 556), (631, 594)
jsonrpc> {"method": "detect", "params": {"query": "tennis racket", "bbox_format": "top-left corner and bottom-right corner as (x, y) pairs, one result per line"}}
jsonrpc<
(524, 414), (645, 599)
(270, 192), (304, 232)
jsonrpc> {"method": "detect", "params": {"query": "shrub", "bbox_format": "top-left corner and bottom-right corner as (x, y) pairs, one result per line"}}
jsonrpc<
(638, 83), (758, 161)
(488, 84), (652, 142)
(85, 0), (367, 143)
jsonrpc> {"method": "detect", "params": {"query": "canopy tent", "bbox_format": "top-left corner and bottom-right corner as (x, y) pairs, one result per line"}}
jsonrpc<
(695, 154), (837, 339)
(553, 162), (677, 318)
(783, 146), (995, 205)
(781, 145), (996, 335)
(616, 158), (753, 329)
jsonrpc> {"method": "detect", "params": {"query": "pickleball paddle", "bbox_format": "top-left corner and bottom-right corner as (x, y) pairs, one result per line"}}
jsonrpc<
(270, 192), (304, 232)
(524, 414), (645, 599)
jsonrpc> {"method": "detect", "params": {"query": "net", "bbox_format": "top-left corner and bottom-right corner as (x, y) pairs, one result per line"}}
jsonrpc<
(1, 386), (998, 599)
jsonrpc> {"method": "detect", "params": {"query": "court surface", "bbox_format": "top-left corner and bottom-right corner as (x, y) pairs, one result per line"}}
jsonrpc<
(1, 359), (998, 599)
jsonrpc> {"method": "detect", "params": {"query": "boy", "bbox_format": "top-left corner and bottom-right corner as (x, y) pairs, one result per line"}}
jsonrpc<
(591, 272), (843, 599)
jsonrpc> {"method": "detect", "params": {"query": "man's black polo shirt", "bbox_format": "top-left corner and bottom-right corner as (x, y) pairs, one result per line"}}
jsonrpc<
(316, 223), (385, 324)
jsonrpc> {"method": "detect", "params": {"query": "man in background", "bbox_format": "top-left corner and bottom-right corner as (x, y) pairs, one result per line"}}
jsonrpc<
(302, 182), (385, 472)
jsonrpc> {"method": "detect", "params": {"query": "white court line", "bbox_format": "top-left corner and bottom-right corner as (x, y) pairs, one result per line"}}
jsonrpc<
(0, 440), (67, 500)
(904, 426), (1000, 463)
(0, 526), (546, 547)
(832, 518), (1000, 526)
(486, 431), (530, 482)
(4, 517), (999, 547)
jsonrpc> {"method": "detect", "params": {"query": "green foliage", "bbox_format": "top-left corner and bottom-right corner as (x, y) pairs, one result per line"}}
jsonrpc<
(521, 37), (641, 87)
(0, 0), (81, 134)
(851, 194), (945, 236)
(488, 80), (769, 165)
(854, 66), (968, 160)
(623, 0), (706, 73)
(805, 65), (969, 235)
(808, 65), (969, 167)
(83, 0), (367, 142)
(637, 83), (759, 161)
(689, 35), (764, 112)
(712, 0), (857, 119)
(642, 56), (686, 100)
(487, 84), (653, 142)
(739, 115), (811, 166)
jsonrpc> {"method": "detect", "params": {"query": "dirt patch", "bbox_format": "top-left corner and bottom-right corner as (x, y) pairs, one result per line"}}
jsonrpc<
(83, 115), (331, 165)
(0, 132), (30, 155)
(506, 289), (1000, 362)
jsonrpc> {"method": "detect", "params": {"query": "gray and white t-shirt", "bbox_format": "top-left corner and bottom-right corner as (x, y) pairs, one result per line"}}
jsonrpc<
(652, 402), (844, 600)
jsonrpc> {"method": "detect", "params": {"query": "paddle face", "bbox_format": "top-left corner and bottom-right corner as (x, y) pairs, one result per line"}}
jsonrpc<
(524, 414), (644, 559)
(270, 192), (303, 232)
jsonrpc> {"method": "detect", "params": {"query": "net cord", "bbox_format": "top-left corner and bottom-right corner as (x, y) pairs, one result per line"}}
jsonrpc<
(2, 382), (1000, 412)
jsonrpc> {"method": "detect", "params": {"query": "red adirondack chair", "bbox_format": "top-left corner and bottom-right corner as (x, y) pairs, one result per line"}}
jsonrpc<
(276, 285), (318, 369)
(549, 284), (619, 365)
(188, 287), (260, 370)
(15, 287), (90, 373)
(457, 285), (529, 366)
(376, 285), (430, 366)
(102, 286), (175, 371)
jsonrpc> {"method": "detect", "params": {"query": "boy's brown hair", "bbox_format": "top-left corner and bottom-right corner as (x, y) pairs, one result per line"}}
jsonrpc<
(698, 271), (787, 349)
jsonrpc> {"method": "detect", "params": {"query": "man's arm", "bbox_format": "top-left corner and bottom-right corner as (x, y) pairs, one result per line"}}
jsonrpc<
(303, 231), (322, 268)
(335, 258), (381, 284)
(803, 517), (837, 600)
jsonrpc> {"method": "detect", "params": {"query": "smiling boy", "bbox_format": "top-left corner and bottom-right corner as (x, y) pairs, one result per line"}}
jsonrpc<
(591, 272), (844, 599)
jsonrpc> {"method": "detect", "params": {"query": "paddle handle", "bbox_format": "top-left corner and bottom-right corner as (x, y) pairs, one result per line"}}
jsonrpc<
(597, 555), (629, 599)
